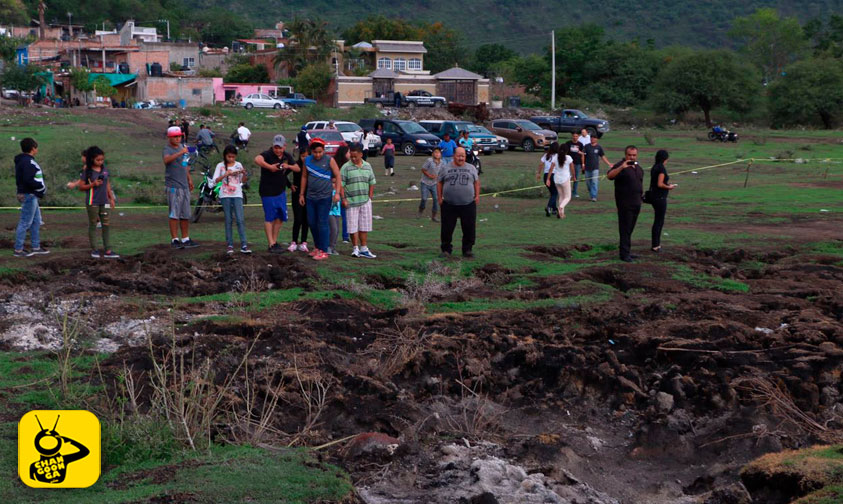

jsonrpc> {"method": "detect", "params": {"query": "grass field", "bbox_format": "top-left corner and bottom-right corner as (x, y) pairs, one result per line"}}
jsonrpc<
(0, 104), (842, 503)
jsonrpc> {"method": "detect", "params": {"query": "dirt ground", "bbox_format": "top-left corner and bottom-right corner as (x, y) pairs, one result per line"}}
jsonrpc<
(1, 231), (841, 503)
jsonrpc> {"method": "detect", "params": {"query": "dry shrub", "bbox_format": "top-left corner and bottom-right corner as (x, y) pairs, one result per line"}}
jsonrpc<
(400, 262), (483, 306)
(364, 323), (432, 379)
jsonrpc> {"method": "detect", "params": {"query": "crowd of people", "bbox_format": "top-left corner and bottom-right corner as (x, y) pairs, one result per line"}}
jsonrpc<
(11, 125), (675, 263)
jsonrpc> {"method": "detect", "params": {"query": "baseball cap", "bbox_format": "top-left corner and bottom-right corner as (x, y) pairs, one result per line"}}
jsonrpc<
(166, 126), (183, 137)
(273, 134), (286, 147)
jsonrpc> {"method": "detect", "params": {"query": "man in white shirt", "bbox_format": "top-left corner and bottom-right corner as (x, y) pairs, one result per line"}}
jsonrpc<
(236, 122), (252, 150)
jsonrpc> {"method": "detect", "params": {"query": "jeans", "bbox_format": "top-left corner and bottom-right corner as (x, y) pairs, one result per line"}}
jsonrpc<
(222, 197), (247, 247)
(329, 215), (341, 251)
(15, 194), (40, 251)
(306, 197), (332, 252)
(87, 204), (111, 250)
(419, 184), (439, 213)
(572, 165), (582, 195)
(651, 198), (667, 248)
(291, 191), (309, 243)
(617, 203), (642, 259)
(340, 205), (350, 241)
(585, 169), (599, 199)
(543, 173), (557, 211)
(440, 201), (476, 255)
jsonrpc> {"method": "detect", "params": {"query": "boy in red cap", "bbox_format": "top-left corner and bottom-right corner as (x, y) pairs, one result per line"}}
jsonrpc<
(163, 126), (198, 248)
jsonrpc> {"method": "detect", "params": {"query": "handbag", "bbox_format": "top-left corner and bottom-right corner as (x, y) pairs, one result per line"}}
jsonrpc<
(642, 190), (653, 204)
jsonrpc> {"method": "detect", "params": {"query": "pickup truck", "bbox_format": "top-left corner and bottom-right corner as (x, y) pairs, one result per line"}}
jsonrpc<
(530, 109), (610, 138)
(284, 93), (316, 107)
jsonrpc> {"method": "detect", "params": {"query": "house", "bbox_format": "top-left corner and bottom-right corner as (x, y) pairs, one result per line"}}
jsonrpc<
(137, 76), (215, 106)
(334, 40), (489, 106)
(138, 41), (200, 70)
(211, 78), (288, 102)
(118, 20), (160, 45)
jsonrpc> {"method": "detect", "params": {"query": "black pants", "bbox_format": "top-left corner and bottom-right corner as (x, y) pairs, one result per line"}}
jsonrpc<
(291, 191), (309, 243)
(440, 201), (476, 254)
(543, 173), (557, 212)
(617, 203), (641, 259)
(651, 198), (667, 248)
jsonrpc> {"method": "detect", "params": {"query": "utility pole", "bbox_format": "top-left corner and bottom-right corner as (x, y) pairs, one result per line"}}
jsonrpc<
(551, 30), (556, 111)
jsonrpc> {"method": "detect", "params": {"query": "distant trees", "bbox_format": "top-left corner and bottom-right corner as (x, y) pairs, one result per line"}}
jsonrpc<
(471, 44), (517, 77)
(225, 61), (270, 84)
(295, 63), (332, 100)
(192, 8), (253, 47)
(0, 64), (45, 94)
(0, 0), (29, 25)
(729, 8), (806, 83)
(651, 50), (760, 127)
(769, 58), (843, 129)
(275, 18), (335, 78)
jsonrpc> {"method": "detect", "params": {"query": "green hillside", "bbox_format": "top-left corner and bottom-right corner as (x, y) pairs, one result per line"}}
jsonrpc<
(187, 0), (842, 50)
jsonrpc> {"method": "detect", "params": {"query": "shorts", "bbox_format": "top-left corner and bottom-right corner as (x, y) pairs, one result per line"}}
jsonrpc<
(346, 200), (373, 234)
(167, 187), (191, 220)
(261, 193), (288, 222)
(384, 156), (395, 168)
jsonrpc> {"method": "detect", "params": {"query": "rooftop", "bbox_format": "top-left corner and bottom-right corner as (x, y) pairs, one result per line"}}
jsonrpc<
(373, 40), (427, 54)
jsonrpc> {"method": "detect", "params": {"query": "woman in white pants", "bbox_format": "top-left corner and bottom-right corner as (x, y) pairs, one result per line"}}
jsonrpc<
(546, 143), (576, 219)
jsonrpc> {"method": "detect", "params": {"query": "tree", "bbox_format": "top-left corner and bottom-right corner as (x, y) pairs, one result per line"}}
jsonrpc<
(341, 16), (423, 43)
(580, 42), (661, 105)
(0, 0), (28, 25)
(93, 75), (117, 99)
(729, 8), (807, 83)
(652, 50), (760, 127)
(0, 64), (45, 94)
(471, 44), (517, 77)
(295, 63), (332, 101)
(225, 63), (269, 84)
(193, 8), (253, 47)
(494, 54), (550, 100)
(551, 24), (606, 97)
(275, 18), (335, 78)
(803, 15), (843, 58)
(769, 58), (843, 129)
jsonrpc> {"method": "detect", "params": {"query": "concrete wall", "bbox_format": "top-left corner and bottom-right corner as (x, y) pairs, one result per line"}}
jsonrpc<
(337, 77), (373, 105)
(211, 78), (284, 102)
(477, 81), (490, 104)
(198, 53), (230, 74)
(139, 77), (215, 106)
(121, 50), (169, 75)
(395, 81), (436, 94)
(140, 42), (200, 69)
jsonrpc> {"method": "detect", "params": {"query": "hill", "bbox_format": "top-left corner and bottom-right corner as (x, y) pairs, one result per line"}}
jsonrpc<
(186, 0), (842, 51)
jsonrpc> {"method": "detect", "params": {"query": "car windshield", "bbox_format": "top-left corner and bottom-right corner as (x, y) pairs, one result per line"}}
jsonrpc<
(568, 110), (589, 119)
(515, 120), (542, 131)
(310, 131), (344, 142)
(336, 124), (361, 133)
(454, 123), (473, 132)
(467, 125), (492, 135)
(397, 121), (427, 134)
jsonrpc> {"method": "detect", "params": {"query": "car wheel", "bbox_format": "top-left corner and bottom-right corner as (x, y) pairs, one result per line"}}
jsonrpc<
(586, 127), (597, 137)
(402, 142), (416, 156)
(244, 103), (253, 110)
(376, 103), (384, 110)
(521, 138), (535, 152)
(274, 103), (282, 109)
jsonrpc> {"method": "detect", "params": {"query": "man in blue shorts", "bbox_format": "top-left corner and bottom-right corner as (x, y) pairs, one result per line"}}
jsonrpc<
(254, 134), (299, 254)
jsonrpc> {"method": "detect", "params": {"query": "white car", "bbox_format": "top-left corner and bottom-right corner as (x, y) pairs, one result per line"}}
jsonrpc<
(240, 93), (287, 110)
(304, 120), (364, 143)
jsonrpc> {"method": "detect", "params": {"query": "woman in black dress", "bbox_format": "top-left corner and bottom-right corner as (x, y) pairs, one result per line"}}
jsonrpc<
(649, 149), (677, 253)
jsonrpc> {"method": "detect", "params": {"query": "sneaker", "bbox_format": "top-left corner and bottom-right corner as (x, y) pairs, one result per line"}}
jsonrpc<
(227, 246), (234, 255)
(181, 239), (199, 249)
(171, 239), (184, 249)
(287, 241), (298, 252)
(590, 198), (597, 202)
(439, 251), (451, 258)
(103, 250), (120, 259)
(298, 242), (309, 253)
(308, 248), (319, 257)
(269, 243), (284, 254)
(351, 248), (360, 258)
(96, 221), (102, 229)
(327, 247), (339, 256)
(29, 247), (49, 255)
(463, 251), (474, 258)
(312, 251), (329, 261)
(240, 246), (252, 254)
(573, 194), (580, 199)
(91, 249), (102, 258)
(342, 239), (350, 244)
(359, 249), (377, 259)
(13, 249), (29, 258)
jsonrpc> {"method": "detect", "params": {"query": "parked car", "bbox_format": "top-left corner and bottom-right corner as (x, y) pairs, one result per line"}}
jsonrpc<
(537, 129), (559, 144)
(358, 119), (440, 156)
(240, 93), (287, 110)
(466, 124), (508, 153)
(419, 120), (498, 154)
(530, 109), (610, 137)
(1, 88), (20, 99)
(284, 93), (317, 107)
(405, 90), (447, 108)
(305, 120), (365, 144)
(307, 129), (348, 156)
(487, 119), (551, 152)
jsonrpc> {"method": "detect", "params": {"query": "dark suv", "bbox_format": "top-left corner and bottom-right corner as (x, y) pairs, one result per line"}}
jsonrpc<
(530, 109), (610, 137)
(358, 119), (440, 156)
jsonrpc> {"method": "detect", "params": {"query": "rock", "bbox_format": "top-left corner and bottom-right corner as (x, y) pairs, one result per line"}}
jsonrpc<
(656, 392), (675, 413)
(704, 483), (752, 504)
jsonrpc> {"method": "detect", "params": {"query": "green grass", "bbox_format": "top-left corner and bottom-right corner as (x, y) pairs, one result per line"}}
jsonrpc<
(670, 264), (750, 292)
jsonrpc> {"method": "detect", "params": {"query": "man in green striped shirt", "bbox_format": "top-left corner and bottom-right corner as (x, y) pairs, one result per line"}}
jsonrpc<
(340, 144), (377, 258)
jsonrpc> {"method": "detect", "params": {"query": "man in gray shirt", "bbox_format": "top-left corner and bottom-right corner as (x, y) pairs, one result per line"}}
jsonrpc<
(196, 125), (218, 154)
(163, 126), (198, 249)
(437, 147), (480, 258)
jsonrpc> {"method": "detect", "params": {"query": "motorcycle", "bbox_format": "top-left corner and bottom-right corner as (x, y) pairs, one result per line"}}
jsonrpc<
(191, 163), (249, 223)
(465, 147), (483, 174)
(708, 127), (738, 143)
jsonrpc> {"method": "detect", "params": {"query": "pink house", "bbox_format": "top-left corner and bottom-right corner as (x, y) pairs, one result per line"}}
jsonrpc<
(212, 78), (291, 102)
